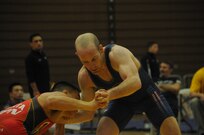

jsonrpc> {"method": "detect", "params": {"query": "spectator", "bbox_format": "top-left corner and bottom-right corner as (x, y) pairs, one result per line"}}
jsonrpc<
(25, 33), (50, 98)
(150, 62), (181, 135)
(141, 41), (160, 82)
(158, 61), (181, 117)
(190, 67), (204, 135)
(3, 82), (24, 109)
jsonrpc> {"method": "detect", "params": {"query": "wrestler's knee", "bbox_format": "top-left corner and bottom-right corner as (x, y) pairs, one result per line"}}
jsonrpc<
(96, 117), (119, 135)
(160, 116), (181, 135)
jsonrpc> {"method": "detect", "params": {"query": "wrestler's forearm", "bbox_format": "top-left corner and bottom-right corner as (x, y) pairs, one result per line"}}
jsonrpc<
(60, 111), (95, 124)
(46, 96), (96, 111)
(108, 76), (141, 100)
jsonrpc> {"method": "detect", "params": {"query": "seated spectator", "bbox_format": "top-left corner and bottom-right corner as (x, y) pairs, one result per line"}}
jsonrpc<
(3, 82), (24, 109)
(150, 61), (181, 135)
(157, 61), (181, 117)
(189, 67), (204, 135)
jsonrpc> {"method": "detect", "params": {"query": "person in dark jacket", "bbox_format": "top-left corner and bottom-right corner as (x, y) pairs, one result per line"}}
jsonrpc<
(141, 41), (160, 82)
(25, 33), (50, 98)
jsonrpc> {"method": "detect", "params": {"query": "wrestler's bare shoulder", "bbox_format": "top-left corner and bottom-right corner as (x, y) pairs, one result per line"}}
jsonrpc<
(108, 44), (134, 61)
(109, 44), (141, 68)
(110, 44), (132, 55)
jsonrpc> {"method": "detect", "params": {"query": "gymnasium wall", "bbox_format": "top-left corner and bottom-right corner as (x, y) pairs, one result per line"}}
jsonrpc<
(0, 0), (204, 106)
(115, 0), (204, 75)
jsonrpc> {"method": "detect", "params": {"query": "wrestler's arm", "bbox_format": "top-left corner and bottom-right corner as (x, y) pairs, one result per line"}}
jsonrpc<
(44, 92), (100, 111)
(105, 46), (142, 100)
(54, 110), (94, 124)
(54, 68), (98, 124)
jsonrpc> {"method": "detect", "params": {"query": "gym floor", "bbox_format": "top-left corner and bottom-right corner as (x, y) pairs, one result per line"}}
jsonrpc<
(65, 131), (197, 135)
(63, 114), (197, 135)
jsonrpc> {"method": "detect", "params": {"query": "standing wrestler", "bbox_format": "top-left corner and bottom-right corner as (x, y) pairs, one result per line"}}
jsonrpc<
(73, 33), (181, 135)
(0, 81), (108, 135)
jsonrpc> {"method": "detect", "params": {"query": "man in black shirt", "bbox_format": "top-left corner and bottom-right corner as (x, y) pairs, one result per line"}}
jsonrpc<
(157, 61), (181, 116)
(141, 41), (160, 82)
(25, 33), (50, 98)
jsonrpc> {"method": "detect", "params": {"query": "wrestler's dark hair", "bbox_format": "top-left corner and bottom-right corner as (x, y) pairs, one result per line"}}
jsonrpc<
(8, 82), (23, 93)
(146, 41), (158, 48)
(51, 81), (80, 94)
(29, 33), (43, 42)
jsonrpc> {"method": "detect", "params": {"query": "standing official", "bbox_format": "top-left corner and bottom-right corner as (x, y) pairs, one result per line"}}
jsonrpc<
(25, 33), (50, 97)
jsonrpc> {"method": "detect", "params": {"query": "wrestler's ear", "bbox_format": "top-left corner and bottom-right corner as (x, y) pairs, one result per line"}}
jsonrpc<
(99, 44), (104, 53)
(62, 89), (68, 95)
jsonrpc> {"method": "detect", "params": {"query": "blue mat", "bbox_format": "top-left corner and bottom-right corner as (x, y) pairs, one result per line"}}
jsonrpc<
(80, 118), (197, 132)
(66, 134), (93, 135)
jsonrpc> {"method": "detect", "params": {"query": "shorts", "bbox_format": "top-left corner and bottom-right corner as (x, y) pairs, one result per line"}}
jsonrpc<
(103, 85), (174, 131)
